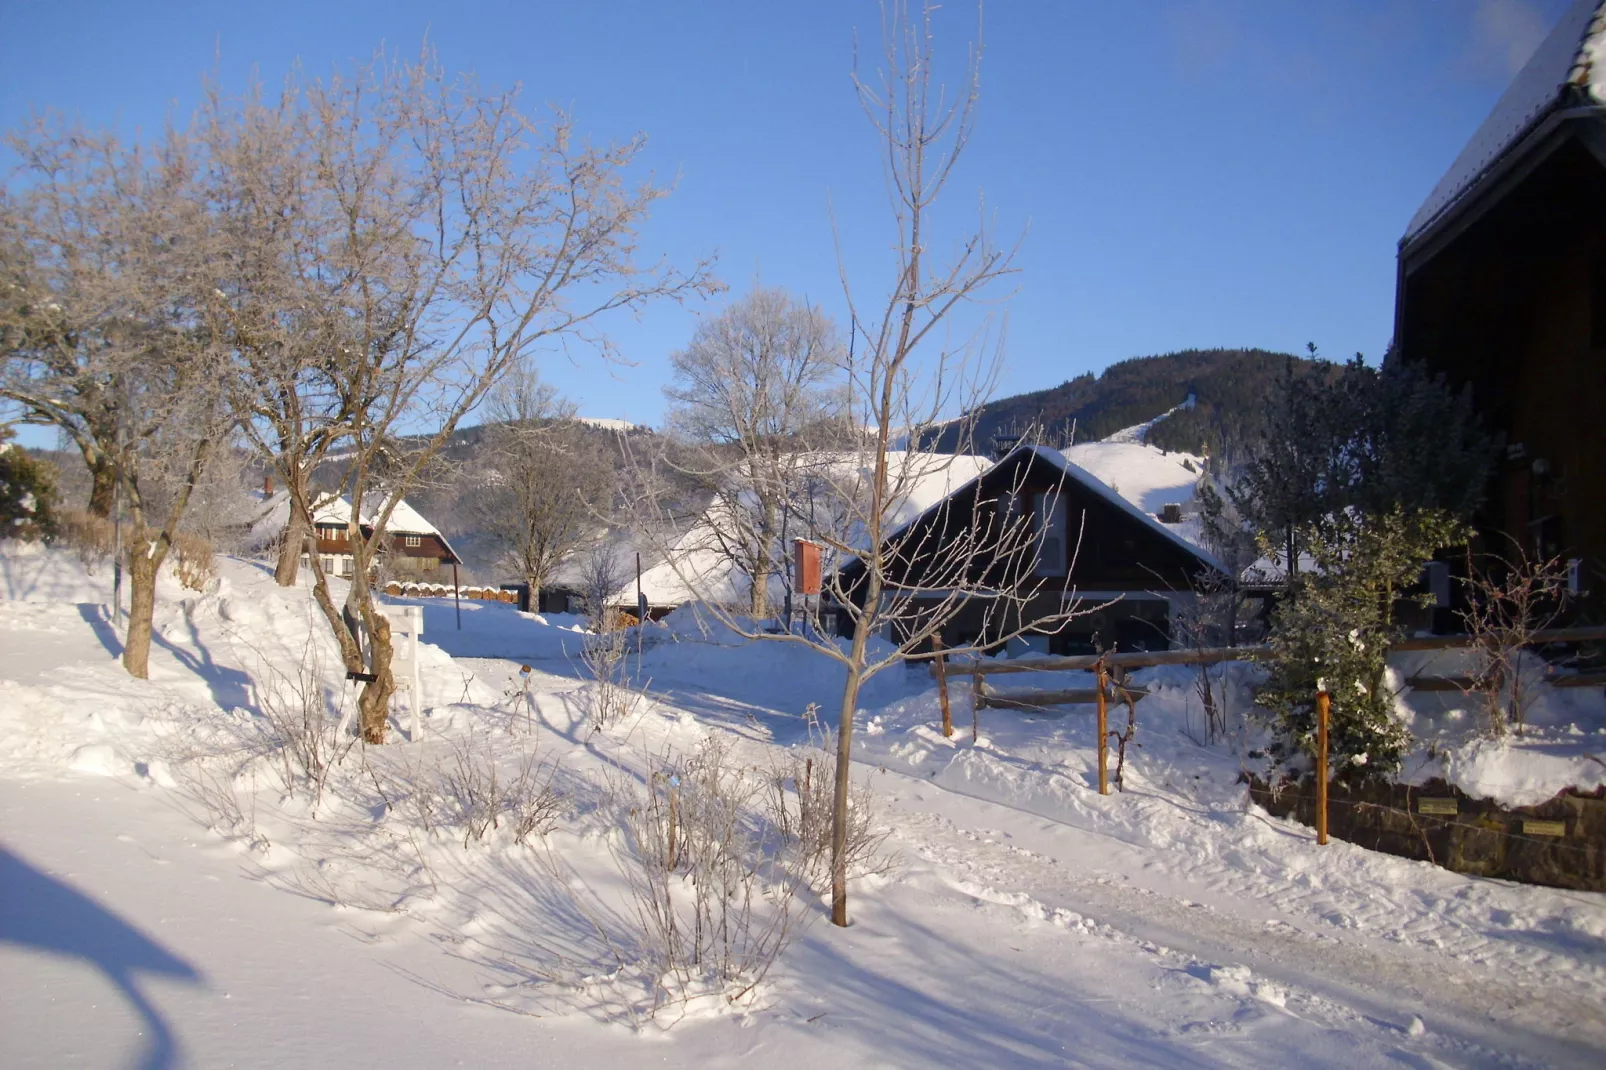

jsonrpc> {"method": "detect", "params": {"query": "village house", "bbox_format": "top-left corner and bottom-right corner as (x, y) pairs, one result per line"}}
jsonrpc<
(293, 495), (461, 580)
(832, 443), (1224, 655)
(1394, 0), (1606, 616)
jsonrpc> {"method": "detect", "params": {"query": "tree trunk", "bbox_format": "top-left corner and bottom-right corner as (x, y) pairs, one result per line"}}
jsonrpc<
(750, 565), (769, 618)
(122, 542), (163, 679)
(831, 632), (869, 928)
(525, 573), (541, 614)
(308, 552), (366, 674)
(274, 503), (306, 586)
(87, 458), (117, 520)
(358, 609), (395, 743)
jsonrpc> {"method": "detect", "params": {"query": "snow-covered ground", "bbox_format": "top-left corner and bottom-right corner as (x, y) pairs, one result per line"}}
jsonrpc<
(3, 544), (1605, 1069)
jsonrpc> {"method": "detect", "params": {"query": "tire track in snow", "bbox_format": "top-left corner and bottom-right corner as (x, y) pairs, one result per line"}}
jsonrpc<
(882, 799), (1606, 1069)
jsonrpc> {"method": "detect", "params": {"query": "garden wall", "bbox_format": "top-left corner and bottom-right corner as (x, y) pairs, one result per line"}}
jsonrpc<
(1248, 775), (1606, 892)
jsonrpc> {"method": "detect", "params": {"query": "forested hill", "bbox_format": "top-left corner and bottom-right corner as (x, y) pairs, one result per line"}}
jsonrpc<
(939, 348), (1334, 461)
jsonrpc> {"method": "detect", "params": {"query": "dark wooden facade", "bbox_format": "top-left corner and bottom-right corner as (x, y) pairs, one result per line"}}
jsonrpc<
(1395, 17), (1606, 617)
(310, 521), (459, 576)
(834, 446), (1221, 654)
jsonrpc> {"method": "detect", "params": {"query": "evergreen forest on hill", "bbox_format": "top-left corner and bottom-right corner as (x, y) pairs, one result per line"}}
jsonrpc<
(942, 348), (1340, 463)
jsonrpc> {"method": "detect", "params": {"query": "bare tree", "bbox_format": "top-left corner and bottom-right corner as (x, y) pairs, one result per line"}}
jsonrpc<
(203, 48), (718, 741)
(198, 81), (362, 588)
(662, 287), (848, 616)
(1, 118), (233, 678)
(468, 364), (616, 608)
(628, 3), (1086, 928)
(1459, 545), (1571, 738)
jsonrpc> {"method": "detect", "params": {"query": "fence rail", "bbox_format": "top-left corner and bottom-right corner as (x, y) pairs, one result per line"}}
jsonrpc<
(927, 624), (1606, 802)
(933, 625), (1606, 678)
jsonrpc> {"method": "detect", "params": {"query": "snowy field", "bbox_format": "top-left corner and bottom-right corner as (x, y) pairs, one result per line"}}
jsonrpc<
(3, 544), (1606, 1069)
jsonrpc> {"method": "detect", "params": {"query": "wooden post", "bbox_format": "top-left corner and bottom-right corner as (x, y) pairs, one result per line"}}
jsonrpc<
(1096, 658), (1110, 796)
(452, 561), (462, 630)
(933, 634), (953, 738)
(971, 671), (982, 743)
(1315, 689), (1330, 846)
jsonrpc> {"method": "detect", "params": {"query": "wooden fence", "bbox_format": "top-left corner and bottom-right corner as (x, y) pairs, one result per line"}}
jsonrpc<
(927, 625), (1606, 804)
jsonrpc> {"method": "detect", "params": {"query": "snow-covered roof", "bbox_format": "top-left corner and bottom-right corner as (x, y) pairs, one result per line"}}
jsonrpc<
(614, 451), (994, 608)
(1058, 440), (1202, 518)
(1028, 446), (1226, 576)
(364, 498), (441, 538)
(248, 489), (457, 560)
(1404, 0), (1606, 243)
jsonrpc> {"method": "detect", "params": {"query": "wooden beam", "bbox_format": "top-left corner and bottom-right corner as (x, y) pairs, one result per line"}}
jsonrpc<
(980, 685), (1147, 711)
(939, 626), (1606, 677)
(1552, 672), (1606, 689)
(947, 645), (1266, 677)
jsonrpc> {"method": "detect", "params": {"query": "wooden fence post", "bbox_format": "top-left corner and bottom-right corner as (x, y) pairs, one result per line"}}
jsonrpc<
(971, 670), (983, 744)
(1315, 689), (1330, 846)
(933, 634), (954, 738)
(1096, 658), (1110, 796)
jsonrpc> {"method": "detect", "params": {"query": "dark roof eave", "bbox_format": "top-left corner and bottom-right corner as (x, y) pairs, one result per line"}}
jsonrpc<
(1399, 101), (1606, 270)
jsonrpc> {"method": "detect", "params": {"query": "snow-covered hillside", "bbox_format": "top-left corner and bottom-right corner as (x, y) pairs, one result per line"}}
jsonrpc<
(3, 544), (1605, 1069)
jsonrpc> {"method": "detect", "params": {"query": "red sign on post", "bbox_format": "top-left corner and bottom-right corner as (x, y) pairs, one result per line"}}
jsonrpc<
(794, 539), (823, 596)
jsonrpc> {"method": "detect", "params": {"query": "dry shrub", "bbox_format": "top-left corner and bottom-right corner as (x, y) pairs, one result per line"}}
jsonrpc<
(1460, 548), (1571, 737)
(383, 732), (563, 848)
(56, 508), (114, 569)
(174, 531), (216, 591)
(254, 640), (356, 810)
(582, 621), (642, 729)
(615, 736), (810, 1013)
(770, 715), (890, 890)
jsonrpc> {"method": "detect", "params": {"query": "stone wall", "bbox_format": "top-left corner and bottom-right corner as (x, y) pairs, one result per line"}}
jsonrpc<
(1248, 775), (1606, 892)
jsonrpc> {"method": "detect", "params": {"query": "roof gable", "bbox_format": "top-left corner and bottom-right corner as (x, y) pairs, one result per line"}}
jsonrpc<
(840, 444), (1224, 586)
(1405, 0), (1606, 244)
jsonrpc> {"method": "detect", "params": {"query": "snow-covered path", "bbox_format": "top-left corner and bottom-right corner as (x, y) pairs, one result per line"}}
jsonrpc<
(876, 781), (1606, 1068)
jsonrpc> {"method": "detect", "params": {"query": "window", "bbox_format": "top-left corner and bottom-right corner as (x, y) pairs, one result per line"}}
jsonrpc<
(320, 554), (337, 574)
(404, 535), (422, 548)
(1031, 492), (1068, 576)
(420, 556), (439, 571)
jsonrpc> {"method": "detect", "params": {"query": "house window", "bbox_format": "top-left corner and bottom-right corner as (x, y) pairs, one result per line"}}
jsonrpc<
(320, 554), (337, 574)
(1031, 492), (1068, 576)
(404, 535), (422, 548)
(420, 556), (439, 571)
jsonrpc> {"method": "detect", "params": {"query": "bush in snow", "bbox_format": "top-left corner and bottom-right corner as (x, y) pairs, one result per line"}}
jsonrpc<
(253, 639), (357, 809)
(173, 531), (217, 592)
(1459, 547), (1572, 738)
(612, 736), (811, 1013)
(768, 708), (889, 891)
(1258, 507), (1465, 780)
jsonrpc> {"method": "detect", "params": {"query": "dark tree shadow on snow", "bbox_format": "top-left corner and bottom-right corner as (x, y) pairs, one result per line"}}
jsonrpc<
(0, 845), (205, 1070)
(77, 602), (125, 658)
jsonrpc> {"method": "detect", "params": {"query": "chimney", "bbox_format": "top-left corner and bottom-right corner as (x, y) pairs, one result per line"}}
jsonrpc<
(989, 433), (1022, 462)
(1159, 503), (1183, 524)
(264, 472), (274, 496)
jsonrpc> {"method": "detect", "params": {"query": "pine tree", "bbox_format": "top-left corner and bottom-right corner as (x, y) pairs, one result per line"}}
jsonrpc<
(0, 429), (59, 541)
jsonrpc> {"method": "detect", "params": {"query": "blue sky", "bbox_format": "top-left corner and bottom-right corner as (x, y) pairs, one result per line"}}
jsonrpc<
(0, 0), (1572, 439)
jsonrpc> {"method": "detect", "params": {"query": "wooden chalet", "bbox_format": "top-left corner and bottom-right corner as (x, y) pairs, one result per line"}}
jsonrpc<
(304, 496), (461, 579)
(832, 445), (1225, 655)
(1394, 0), (1606, 614)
